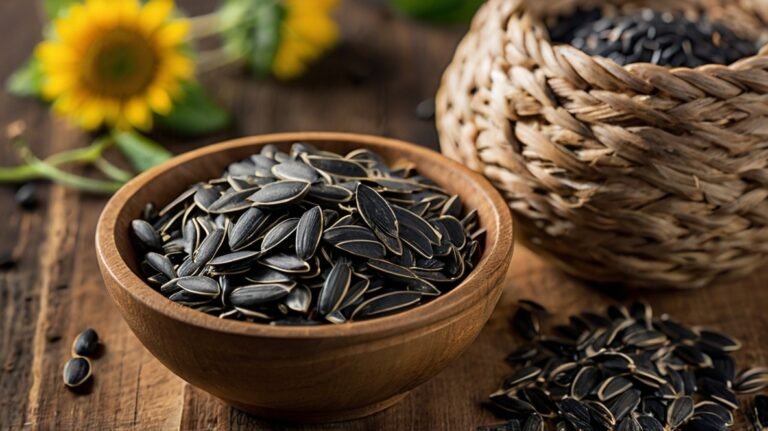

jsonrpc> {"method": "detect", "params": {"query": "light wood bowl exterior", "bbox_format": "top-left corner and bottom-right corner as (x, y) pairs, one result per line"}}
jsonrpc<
(95, 132), (514, 423)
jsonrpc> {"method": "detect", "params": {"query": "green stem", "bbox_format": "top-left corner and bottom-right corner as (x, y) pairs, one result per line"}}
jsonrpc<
(196, 47), (242, 74)
(18, 148), (123, 194)
(45, 136), (113, 165)
(1, 137), (126, 194)
(0, 165), (40, 182)
(94, 157), (134, 182)
(188, 12), (222, 39)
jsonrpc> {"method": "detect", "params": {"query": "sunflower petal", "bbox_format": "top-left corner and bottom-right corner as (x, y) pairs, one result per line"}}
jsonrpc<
(147, 86), (172, 114)
(124, 98), (153, 130)
(156, 20), (189, 48)
(139, 0), (174, 34)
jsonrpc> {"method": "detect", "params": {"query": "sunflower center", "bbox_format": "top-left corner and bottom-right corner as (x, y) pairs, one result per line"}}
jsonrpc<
(81, 28), (157, 98)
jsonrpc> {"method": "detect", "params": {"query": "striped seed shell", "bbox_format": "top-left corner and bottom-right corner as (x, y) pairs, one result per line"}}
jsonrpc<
(176, 276), (221, 297)
(296, 206), (324, 260)
(356, 184), (402, 254)
(259, 254), (311, 273)
(351, 291), (421, 320)
(131, 219), (162, 250)
(72, 328), (99, 357)
(145, 252), (176, 280)
(261, 218), (300, 253)
(305, 155), (368, 178)
(63, 357), (92, 388)
(271, 160), (319, 182)
(230, 284), (293, 308)
(503, 366), (542, 389)
(285, 284), (312, 313)
(247, 180), (310, 207)
(228, 207), (269, 250)
(317, 259), (351, 315)
(667, 396), (695, 429)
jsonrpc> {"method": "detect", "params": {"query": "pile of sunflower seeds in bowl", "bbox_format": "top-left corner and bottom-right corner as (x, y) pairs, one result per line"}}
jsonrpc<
(131, 143), (484, 325)
(479, 301), (768, 431)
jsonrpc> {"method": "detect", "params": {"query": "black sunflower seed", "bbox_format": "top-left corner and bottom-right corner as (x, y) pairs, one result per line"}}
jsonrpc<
(356, 184), (401, 253)
(735, 368), (768, 394)
(617, 416), (642, 431)
(520, 388), (558, 417)
(207, 189), (254, 214)
(72, 328), (99, 357)
(145, 252), (176, 280)
(63, 357), (92, 388)
(295, 207), (324, 261)
(305, 156), (368, 178)
(609, 389), (641, 422)
(351, 291), (421, 320)
(335, 240), (387, 259)
(698, 378), (738, 410)
(572, 366), (601, 400)
(513, 308), (541, 341)
(259, 254), (311, 273)
(261, 218), (300, 253)
(503, 366), (542, 389)
(598, 376), (634, 402)
(698, 330), (741, 353)
(318, 259), (351, 315)
(586, 400), (616, 429)
(247, 180), (310, 207)
(230, 284), (293, 307)
(637, 415), (664, 431)
(695, 401), (733, 426)
(228, 207), (269, 250)
(271, 160), (319, 183)
(131, 219), (162, 250)
(176, 276), (221, 297)
(667, 396), (695, 429)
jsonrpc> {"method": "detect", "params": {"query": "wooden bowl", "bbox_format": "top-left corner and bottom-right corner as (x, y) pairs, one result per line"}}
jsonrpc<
(95, 132), (514, 423)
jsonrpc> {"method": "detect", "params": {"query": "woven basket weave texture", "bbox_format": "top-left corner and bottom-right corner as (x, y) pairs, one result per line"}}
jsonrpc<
(437, 0), (768, 288)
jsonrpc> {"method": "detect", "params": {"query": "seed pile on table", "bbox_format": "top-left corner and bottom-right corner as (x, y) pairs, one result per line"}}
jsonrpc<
(131, 143), (483, 325)
(479, 301), (768, 431)
(549, 8), (758, 67)
(62, 328), (100, 389)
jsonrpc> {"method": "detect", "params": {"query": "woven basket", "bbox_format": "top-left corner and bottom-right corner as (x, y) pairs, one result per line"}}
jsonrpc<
(437, 0), (768, 288)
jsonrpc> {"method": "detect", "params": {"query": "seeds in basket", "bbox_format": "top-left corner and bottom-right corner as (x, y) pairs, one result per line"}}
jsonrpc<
(131, 143), (484, 325)
(479, 300), (768, 431)
(549, 8), (757, 67)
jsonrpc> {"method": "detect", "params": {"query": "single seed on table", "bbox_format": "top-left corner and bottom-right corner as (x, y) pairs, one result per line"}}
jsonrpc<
(72, 328), (99, 357)
(63, 356), (92, 388)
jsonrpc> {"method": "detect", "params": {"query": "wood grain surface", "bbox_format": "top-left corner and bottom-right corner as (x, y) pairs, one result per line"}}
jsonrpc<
(1, 1), (766, 430)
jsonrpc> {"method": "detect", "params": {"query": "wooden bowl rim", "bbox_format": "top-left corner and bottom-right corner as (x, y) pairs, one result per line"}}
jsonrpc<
(96, 132), (514, 340)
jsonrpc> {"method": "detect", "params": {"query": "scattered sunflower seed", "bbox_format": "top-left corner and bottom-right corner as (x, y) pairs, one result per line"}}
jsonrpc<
(479, 300), (768, 431)
(71, 328), (99, 357)
(63, 356), (92, 388)
(132, 143), (482, 325)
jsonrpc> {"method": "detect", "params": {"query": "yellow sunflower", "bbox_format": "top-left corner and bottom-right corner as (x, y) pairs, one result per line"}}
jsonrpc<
(272, 0), (340, 80)
(36, 0), (193, 130)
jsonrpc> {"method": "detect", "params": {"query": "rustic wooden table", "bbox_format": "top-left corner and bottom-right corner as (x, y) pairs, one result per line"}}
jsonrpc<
(1, 1), (766, 430)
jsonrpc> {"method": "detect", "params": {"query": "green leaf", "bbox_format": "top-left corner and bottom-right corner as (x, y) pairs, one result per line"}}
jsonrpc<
(7, 57), (44, 98)
(219, 0), (283, 76)
(156, 82), (231, 136)
(113, 131), (173, 173)
(44, 0), (79, 18)
(391, 0), (483, 23)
